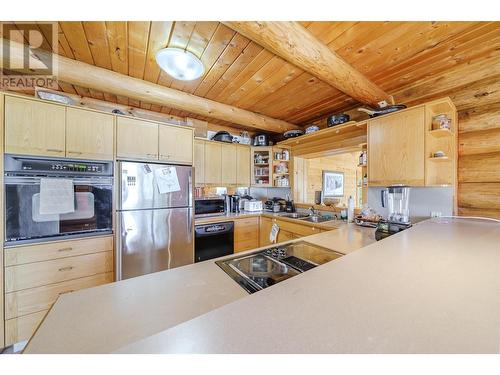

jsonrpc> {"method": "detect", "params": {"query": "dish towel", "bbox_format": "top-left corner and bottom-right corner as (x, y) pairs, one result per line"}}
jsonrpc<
(269, 223), (280, 243)
(39, 178), (75, 215)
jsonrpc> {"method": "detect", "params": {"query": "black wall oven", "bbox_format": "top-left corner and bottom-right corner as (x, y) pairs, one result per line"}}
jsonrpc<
(4, 155), (114, 245)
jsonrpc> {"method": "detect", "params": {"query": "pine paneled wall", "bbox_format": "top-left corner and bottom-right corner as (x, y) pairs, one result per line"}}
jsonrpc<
(458, 101), (500, 219)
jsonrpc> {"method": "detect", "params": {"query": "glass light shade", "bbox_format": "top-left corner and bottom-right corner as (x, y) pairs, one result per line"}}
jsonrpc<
(155, 48), (204, 81)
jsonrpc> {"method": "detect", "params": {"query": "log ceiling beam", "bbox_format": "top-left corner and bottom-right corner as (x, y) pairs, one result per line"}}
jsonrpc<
(0, 38), (299, 133)
(223, 21), (393, 108)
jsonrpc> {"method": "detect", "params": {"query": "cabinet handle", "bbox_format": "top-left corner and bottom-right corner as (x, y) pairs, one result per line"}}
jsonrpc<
(58, 289), (75, 296)
(68, 151), (83, 155)
(160, 154), (171, 159)
(146, 153), (157, 158)
(57, 247), (73, 252)
(46, 148), (63, 153)
(58, 266), (74, 272)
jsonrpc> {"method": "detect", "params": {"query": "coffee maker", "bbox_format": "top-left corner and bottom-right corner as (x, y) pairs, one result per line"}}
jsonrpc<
(375, 185), (412, 241)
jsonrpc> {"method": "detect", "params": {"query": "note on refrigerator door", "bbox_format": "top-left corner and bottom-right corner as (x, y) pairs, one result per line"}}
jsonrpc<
(39, 178), (75, 215)
(154, 167), (181, 194)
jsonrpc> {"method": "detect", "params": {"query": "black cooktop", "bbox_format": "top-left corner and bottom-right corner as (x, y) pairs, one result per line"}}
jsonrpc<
(216, 241), (343, 294)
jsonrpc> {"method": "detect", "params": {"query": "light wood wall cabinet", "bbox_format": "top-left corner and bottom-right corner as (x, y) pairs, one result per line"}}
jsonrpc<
(194, 139), (252, 187)
(368, 107), (426, 186)
(116, 117), (159, 161)
(3, 235), (113, 346)
(194, 139), (206, 184)
(4, 96), (66, 157)
(204, 141), (222, 184)
(236, 145), (251, 186)
(221, 144), (237, 185)
(66, 107), (114, 160)
(234, 217), (260, 252)
(159, 125), (193, 165)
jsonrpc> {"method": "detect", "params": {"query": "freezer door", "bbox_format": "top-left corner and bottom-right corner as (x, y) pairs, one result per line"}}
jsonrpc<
(118, 161), (192, 210)
(116, 207), (193, 280)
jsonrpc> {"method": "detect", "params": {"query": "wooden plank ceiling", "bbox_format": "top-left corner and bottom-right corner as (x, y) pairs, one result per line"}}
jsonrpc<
(2, 21), (500, 132)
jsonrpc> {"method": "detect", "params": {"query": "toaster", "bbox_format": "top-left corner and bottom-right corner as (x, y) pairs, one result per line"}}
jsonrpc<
(244, 201), (263, 212)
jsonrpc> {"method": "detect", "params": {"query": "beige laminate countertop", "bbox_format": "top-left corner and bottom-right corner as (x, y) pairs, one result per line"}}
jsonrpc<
(24, 221), (373, 354)
(115, 218), (500, 354)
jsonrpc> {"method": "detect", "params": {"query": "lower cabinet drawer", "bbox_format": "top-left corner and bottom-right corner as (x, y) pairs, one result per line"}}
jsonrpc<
(5, 236), (113, 266)
(5, 272), (113, 320)
(5, 251), (113, 293)
(5, 310), (48, 347)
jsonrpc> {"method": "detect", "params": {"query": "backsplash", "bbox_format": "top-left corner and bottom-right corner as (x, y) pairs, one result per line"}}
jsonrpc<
(250, 187), (291, 200)
(367, 187), (454, 220)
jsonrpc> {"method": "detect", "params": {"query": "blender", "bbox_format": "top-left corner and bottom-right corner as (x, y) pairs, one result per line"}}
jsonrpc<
(375, 185), (412, 241)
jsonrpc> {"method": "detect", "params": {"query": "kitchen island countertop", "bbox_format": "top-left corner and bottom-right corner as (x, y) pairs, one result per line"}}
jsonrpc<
(24, 222), (374, 353)
(115, 218), (500, 354)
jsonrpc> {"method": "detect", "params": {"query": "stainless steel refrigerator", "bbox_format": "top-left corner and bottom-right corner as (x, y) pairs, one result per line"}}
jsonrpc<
(116, 161), (193, 281)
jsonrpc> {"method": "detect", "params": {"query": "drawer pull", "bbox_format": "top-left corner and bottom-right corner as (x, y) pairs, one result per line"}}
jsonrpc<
(68, 151), (83, 155)
(160, 154), (171, 158)
(146, 153), (157, 157)
(46, 148), (63, 153)
(57, 247), (73, 252)
(58, 289), (75, 296)
(58, 266), (74, 272)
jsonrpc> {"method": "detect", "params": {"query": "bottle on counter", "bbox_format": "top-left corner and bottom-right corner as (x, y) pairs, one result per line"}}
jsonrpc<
(347, 195), (354, 222)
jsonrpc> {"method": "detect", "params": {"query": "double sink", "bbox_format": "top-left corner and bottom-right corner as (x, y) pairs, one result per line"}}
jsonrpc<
(278, 212), (334, 223)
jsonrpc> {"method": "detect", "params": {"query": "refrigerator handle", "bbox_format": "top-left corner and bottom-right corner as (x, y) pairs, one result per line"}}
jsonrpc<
(115, 213), (122, 281)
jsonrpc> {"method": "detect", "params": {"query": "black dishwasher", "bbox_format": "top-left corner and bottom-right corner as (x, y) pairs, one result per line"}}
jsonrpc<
(194, 222), (234, 262)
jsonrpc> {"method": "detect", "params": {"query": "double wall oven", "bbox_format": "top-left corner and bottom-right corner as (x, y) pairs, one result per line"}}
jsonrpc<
(4, 155), (114, 245)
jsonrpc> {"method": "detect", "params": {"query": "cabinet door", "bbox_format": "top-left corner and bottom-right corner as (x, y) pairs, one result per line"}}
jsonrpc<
(116, 117), (159, 160)
(236, 145), (251, 186)
(277, 230), (296, 244)
(259, 217), (274, 247)
(5, 96), (66, 157)
(368, 107), (425, 186)
(159, 125), (193, 165)
(221, 143), (237, 185)
(194, 140), (205, 185)
(234, 217), (260, 252)
(204, 142), (222, 184)
(66, 107), (114, 160)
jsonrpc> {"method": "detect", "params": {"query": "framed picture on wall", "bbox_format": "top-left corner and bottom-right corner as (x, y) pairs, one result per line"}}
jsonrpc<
(322, 171), (344, 197)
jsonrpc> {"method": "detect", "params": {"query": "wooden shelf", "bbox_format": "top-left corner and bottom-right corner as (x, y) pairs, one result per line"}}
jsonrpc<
(429, 128), (453, 138)
(254, 163), (269, 166)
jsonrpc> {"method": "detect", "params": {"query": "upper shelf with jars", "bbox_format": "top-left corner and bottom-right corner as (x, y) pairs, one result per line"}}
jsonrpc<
(251, 146), (291, 188)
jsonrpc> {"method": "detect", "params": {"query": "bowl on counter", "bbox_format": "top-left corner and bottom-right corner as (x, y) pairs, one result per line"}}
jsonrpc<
(323, 198), (340, 207)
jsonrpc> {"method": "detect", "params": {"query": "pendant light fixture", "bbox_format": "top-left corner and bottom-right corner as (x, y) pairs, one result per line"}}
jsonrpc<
(155, 47), (204, 81)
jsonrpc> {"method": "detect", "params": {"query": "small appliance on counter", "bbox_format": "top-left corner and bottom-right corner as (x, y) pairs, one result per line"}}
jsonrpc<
(216, 241), (343, 294)
(253, 133), (270, 146)
(264, 197), (287, 213)
(285, 194), (296, 213)
(195, 197), (226, 218)
(375, 185), (412, 241)
(224, 194), (241, 213)
(244, 200), (263, 212)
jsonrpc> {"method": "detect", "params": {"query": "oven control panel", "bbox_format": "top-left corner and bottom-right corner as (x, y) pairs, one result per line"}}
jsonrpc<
(21, 162), (103, 173)
(4, 155), (113, 176)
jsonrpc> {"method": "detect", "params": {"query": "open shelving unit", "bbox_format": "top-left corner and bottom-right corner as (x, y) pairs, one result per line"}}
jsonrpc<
(424, 98), (457, 188)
